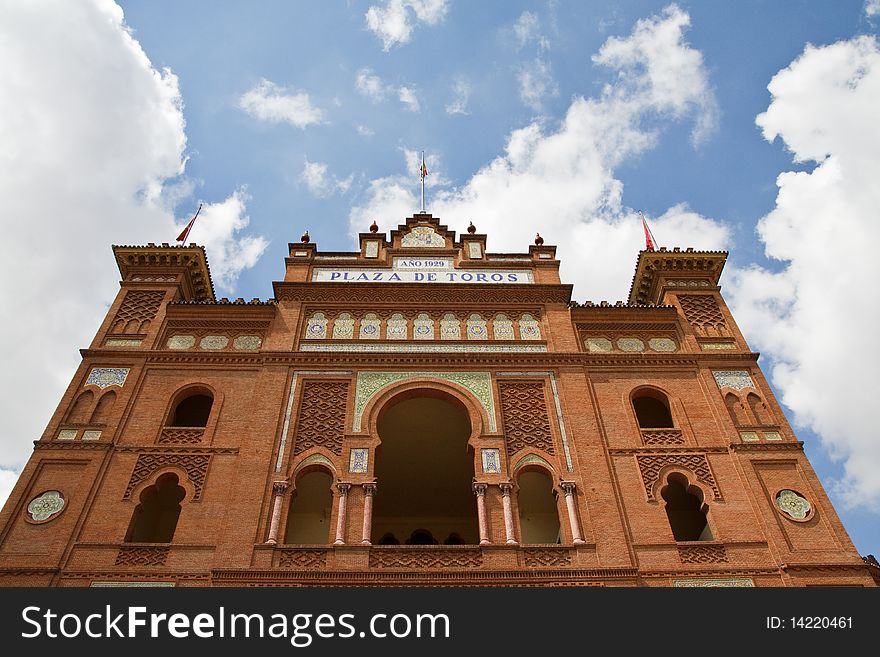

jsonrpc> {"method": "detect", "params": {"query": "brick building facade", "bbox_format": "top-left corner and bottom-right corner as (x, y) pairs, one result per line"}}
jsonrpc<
(0, 213), (873, 586)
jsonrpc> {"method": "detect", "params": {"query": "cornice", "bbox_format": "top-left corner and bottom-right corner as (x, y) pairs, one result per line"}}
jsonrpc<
(729, 442), (805, 452)
(34, 441), (113, 450)
(77, 348), (760, 369)
(639, 567), (780, 578)
(113, 243), (215, 302)
(114, 446), (239, 454)
(272, 282), (573, 305)
(628, 248), (728, 305)
(608, 446), (729, 455)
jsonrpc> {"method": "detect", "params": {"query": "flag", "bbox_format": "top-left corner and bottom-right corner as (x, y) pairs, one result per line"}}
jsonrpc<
(641, 214), (656, 251)
(420, 155), (428, 179)
(176, 204), (202, 243)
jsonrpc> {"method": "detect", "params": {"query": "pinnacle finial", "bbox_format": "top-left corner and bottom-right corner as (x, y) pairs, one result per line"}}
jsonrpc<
(534, 233), (544, 246)
(301, 230), (310, 243)
(369, 220), (378, 233)
(467, 221), (476, 234)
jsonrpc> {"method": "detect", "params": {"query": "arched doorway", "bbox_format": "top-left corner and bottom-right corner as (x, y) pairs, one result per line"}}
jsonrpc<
(372, 393), (478, 544)
(516, 470), (561, 544)
(284, 470), (333, 544)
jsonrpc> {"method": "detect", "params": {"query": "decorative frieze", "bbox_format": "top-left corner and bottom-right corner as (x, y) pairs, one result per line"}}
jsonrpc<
(640, 428), (685, 446)
(673, 577), (753, 587)
(278, 549), (328, 569)
(115, 546), (169, 567)
(158, 427), (205, 445)
(369, 548), (483, 569)
(522, 547), (573, 568)
(583, 335), (677, 353)
(678, 544), (728, 564)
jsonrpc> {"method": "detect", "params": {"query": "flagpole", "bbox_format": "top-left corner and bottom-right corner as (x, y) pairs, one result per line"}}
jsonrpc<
(420, 150), (426, 213)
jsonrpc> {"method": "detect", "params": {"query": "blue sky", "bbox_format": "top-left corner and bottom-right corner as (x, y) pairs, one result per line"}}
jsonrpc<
(2, 0), (879, 557)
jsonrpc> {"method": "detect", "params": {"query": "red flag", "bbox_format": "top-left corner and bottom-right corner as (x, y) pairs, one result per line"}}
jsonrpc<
(641, 215), (656, 251)
(420, 156), (428, 179)
(176, 204), (202, 243)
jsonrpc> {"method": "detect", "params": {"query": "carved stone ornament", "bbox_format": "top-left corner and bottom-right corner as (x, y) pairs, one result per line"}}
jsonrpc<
(27, 490), (66, 522)
(776, 489), (811, 520)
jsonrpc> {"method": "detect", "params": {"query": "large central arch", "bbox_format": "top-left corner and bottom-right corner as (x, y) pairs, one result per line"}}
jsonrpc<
(372, 390), (478, 545)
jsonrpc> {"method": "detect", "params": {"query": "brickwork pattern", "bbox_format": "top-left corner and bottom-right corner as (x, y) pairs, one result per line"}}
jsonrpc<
(636, 453), (720, 500)
(278, 549), (328, 569)
(112, 290), (165, 333)
(293, 380), (349, 456)
(678, 544), (728, 564)
(124, 454), (211, 500)
(157, 428), (205, 445)
(369, 548), (483, 569)
(115, 546), (170, 566)
(499, 381), (556, 457)
(678, 295), (727, 335)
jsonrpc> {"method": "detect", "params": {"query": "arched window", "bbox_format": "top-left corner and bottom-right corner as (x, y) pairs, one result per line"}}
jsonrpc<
(724, 392), (748, 426)
(90, 391), (116, 424)
(169, 392), (213, 427)
(632, 389), (674, 428)
(67, 391), (94, 424)
(284, 470), (333, 544)
(661, 474), (713, 541)
(747, 393), (771, 426)
(125, 473), (185, 543)
(516, 470), (561, 544)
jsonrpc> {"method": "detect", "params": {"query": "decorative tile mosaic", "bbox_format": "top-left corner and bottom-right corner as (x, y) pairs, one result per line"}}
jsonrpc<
(519, 314), (542, 340)
(512, 453), (554, 473)
(413, 313), (434, 340)
(199, 335), (228, 350)
(764, 431), (782, 441)
(354, 371), (496, 432)
(82, 430), (102, 441)
(305, 313), (328, 339)
(57, 429), (77, 440)
(466, 314), (488, 340)
(332, 313), (354, 340)
(349, 448), (369, 474)
(585, 337), (612, 352)
(401, 225), (445, 247)
(739, 431), (759, 442)
(467, 241), (482, 259)
(293, 251), (309, 257)
(386, 313), (408, 340)
(673, 578), (754, 588)
(492, 314), (515, 340)
(713, 370), (755, 390)
(294, 452), (336, 475)
(537, 253), (553, 259)
(105, 338), (142, 348)
(617, 337), (645, 352)
(700, 342), (736, 350)
(359, 313), (381, 340)
(233, 335), (262, 350)
(440, 313), (461, 340)
(167, 335), (195, 350)
(86, 368), (129, 389)
(365, 240), (380, 258)
(481, 448), (501, 474)
(301, 343), (548, 353)
(27, 491), (65, 522)
(776, 489), (811, 520)
(649, 338), (677, 352)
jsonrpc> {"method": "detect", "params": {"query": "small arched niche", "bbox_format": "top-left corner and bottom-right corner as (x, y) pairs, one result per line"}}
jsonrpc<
(125, 472), (186, 543)
(168, 389), (214, 427)
(632, 388), (674, 428)
(516, 470), (561, 544)
(284, 470), (333, 544)
(661, 473), (713, 541)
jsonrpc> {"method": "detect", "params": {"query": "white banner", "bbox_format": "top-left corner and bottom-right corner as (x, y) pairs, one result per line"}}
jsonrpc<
(311, 268), (534, 284)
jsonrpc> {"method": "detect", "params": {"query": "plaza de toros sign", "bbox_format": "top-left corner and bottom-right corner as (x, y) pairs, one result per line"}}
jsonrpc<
(311, 257), (534, 284)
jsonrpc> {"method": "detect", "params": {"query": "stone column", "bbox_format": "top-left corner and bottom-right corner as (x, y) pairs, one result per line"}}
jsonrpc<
(473, 483), (490, 545)
(361, 482), (377, 545)
(334, 483), (351, 545)
(265, 481), (289, 545)
(560, 481), (586, 545)
(499, 483), (517, 544)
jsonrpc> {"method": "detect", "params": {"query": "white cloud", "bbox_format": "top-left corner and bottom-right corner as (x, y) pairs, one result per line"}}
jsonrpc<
(356, 68), (388, 102)
(0, 0), (265, 474)
(727, 36), (880, 509)
(517, 58), (559, 111)
(866, 0), (880, 17)
(513, 11), (549, 50)
(356, 125), (375, 137)
(300, 160), (354, 197)
(238, 78), (325, 128)
(445, 78), (471, 115)
(350, 4), (726, 301)
(365, 0), (449, 51)
(0, 468), (19, 514)
(398, 85), (421, 112)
